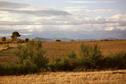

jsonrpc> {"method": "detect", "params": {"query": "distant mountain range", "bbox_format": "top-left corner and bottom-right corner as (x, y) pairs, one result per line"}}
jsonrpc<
(34, 37), (75, 41)
(20, 30), (126, 41)
(34, 37), (54, 41)
(33, 37), (122, 41)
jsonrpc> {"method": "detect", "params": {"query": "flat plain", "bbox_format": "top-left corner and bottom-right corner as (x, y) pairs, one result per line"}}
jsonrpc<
(1, 40), (126, 65)
(0, 40), (126, 84)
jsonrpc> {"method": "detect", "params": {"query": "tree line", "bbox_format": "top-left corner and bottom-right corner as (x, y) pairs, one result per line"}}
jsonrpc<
(1, 31), (29, 42)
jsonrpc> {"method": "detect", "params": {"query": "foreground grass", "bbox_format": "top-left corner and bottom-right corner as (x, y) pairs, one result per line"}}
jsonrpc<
(0, 70), (126, 84)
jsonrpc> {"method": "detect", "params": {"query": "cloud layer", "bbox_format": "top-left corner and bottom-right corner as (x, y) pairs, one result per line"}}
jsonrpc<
(0, 0), (126, 39)
(0, 1), (29, 9)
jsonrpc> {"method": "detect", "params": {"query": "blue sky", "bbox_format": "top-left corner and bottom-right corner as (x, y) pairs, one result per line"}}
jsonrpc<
(0, 0), (126, 40)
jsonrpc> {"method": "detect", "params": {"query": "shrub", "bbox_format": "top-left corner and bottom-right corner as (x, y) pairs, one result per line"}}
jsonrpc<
(78, 44), (103, 69)
(15, 40), (48, 73)
(0, 65), (5, 75)
(25, 38), (29, 42)
(55, 52), (76, 71)
(48, 51), (77, 71)
(56, 39), (61, 42)
(103, 53), (126, 69)
(1, 42), (126, 75)
(48, 58), (61, 71)
(0, 63), (23, 75)
(23, 59), (37, 73)
(1, 37), (6, 42)
(62, 51), (77, 70)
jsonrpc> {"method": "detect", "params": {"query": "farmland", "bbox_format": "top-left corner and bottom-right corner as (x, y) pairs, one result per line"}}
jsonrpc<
(0, 40), (126, 84)
(0, 70), (126, 84)
(0, 40), (126, 65)
(43, 40), (126, 58)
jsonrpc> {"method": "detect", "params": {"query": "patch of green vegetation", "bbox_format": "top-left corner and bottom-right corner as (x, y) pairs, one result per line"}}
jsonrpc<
(0, 42), (126, 75)
(78, 44), (103, 69)
(48, 51), (77, 71)
(103, 53), (126, 69)
(0, 40), (48, 75)
(56, 39), (61, 42)
(1, 37), (6, 42)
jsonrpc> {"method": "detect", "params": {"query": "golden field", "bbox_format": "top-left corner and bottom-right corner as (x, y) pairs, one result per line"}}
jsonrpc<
(43, 40), (126, 58)
(0, 40), (126, 84)
(0, 40), (126, 65)
(0, 70), (126, 84)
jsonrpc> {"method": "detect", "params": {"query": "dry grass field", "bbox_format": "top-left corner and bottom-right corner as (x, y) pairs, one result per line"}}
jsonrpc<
(43, 40), (126, 58)
(0, 40), (126, 84)
(0, 70), (126, 84)
(0, 40), (126, 65)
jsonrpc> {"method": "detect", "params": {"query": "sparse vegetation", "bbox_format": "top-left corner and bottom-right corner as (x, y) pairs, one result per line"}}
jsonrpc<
(103, 53), (126, 69)
(11, 31), (21, 40)
(0, 40), (48, 75)
(25, 38), (29, 42)
(48, 51), (77, 71)
(56, 39), (61, 42)
(0, 40), (126, 75)
(77, 44), (103, 69)
(1, 37), (6, 42)
(48, 44), (126, 71)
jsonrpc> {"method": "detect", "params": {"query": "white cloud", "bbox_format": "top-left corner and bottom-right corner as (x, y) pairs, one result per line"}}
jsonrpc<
(105, 27), (114, 31)
(67, 0), (116, 4)
(21, 33), (32, 36)
(0, 0), (29, 9)
(85, 9), (120, 13)
(116, 26), (126, 30)
(0, 0), (126, 39)
(107, 14), (126, 22)
(64, 7), (86, 12)
(0, 9), (70, 17)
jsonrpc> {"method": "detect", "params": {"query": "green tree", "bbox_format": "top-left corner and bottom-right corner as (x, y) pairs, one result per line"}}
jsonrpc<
(11, 31), (21, 40)
(15, 40), (48, 72)
(78, 44), (103, 69)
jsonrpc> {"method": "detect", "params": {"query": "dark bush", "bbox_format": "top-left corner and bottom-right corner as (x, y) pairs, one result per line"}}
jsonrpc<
(56, 39), (61, 42)
(1, 37), (6, 42)
(103, 53), (126, 69)
(78, 44), (103, 69)
(15, 40), (48, 73)
(1, 42), (126, 75)
(25, 38), (29, 42)
(48, 51), (77, 71)
(0, 65), (5, 75)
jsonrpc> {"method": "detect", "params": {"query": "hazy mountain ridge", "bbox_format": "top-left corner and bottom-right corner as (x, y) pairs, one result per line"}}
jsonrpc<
(33, 37), (123, 41)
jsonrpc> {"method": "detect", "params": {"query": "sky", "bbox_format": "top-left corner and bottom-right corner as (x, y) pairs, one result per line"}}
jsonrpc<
(0, 0), (126, 40)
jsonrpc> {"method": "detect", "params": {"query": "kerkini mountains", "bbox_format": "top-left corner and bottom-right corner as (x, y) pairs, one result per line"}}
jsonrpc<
(13, 30), (126, 41)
